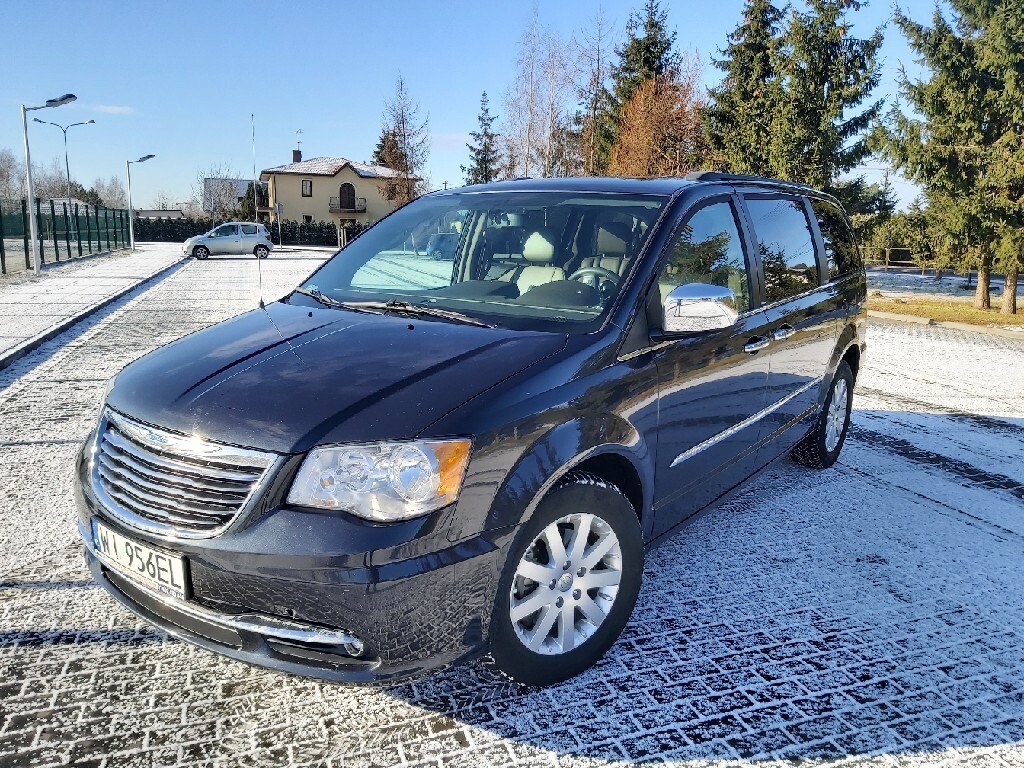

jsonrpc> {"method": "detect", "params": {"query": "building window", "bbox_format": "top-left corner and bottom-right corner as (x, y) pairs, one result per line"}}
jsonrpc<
(301, 179), (312, 197)
(302, 214), (313, 224)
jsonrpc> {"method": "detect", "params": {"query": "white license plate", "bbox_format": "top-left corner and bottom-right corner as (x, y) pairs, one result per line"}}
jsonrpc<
(92, 520), (188, 600)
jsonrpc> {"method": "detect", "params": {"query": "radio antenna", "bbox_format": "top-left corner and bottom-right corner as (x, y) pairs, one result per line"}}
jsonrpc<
(252, 113), (265, 309)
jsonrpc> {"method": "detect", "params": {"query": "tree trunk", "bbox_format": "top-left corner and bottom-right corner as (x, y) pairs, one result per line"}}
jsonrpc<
(1001, 267), (1018, 315)
(974, 264), (991, 309)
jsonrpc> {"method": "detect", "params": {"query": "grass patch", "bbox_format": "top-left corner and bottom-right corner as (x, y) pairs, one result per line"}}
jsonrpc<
(868, 296), (1024, 326)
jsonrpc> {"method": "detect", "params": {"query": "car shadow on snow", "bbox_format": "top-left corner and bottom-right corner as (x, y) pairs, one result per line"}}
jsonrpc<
(385, 445), (1024, 764)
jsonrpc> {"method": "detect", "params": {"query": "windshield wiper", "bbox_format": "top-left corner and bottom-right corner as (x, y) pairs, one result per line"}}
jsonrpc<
(344, 300), (495, 328)
(292, 287), (386, 315)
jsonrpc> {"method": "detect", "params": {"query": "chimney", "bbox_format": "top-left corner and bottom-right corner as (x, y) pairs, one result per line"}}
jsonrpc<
(292, 149), (302, 163)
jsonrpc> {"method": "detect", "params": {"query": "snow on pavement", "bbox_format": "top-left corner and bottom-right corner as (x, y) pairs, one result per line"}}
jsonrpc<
(0, 256), (1022, 767)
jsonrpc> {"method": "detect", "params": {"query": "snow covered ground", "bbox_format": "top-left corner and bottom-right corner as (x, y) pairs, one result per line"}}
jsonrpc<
(0, 257), (1022, 767)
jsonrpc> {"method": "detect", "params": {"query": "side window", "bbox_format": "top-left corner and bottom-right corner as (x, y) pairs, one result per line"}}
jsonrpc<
(811, 199), (862, 280)
(745, 197), (818, 303)
(213, 225), (236, 237)
(657, 200), (750, 313)
(240, 224), (257, 235)
(301, 179), (313, 197)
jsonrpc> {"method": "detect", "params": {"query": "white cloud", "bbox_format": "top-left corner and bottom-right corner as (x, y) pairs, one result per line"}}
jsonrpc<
(93, 105), (134, 114)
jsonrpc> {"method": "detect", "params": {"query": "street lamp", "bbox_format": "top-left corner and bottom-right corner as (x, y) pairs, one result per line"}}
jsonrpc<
(32, 117), (95, 203)
(126, 154), (155, 250)
(20, 93), (76, 274)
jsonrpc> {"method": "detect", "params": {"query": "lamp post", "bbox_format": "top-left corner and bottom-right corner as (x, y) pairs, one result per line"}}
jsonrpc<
(126, 154), (155, 250)
(20, 93), (77, 274)
(32, 118), (95, 204)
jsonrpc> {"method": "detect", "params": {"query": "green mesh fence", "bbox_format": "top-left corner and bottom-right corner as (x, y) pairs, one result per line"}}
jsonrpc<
(0, 199), (129, 275)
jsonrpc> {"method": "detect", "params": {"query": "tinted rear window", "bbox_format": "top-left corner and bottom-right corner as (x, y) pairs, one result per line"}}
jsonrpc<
(810, 199), (862, 280)
(241, 224), (257, 235)
(744, 197), (818, 304)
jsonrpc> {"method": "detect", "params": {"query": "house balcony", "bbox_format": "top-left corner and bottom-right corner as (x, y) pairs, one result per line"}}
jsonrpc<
(329, 196), (367, 213)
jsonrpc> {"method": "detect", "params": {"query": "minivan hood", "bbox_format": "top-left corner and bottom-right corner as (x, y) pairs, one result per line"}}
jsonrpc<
(107, 300), (567, 453)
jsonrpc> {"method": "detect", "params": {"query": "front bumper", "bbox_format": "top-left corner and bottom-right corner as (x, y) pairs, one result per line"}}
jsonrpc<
(76, 446), (514, 683)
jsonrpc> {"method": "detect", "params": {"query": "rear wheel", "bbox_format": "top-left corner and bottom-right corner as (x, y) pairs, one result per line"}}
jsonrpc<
(490, 472), (643, 686)
(792, 360), (854, 469)
(254, 245), (269, 259)
(193, 246), (209, 260)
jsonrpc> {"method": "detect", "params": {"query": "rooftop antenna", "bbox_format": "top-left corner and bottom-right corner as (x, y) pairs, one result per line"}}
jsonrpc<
(295, 128), (303, 151)
(253, 113), (265, 309)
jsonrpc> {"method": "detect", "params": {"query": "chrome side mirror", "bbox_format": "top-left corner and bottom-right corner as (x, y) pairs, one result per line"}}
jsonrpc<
(662, 283), (739, 334)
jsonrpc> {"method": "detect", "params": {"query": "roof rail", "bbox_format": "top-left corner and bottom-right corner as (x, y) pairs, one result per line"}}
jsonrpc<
(684, 171), (820, 192)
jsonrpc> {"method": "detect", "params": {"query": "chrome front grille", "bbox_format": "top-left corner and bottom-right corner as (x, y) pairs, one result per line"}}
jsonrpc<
(92, 409), (276, 537)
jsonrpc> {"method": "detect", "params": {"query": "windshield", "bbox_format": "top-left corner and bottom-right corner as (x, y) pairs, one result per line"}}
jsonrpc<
(290, 190), (668, 333)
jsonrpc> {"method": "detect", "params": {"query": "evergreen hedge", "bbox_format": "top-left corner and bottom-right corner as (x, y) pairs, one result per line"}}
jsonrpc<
(134, 217), (368, 248)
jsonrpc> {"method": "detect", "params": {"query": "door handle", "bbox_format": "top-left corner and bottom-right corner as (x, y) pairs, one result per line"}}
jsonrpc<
(773, 325), (796, 341)
(744, 336), (771, 354)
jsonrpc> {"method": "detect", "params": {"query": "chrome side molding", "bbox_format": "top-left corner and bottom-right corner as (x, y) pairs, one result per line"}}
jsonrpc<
(670, 375), (826, 467)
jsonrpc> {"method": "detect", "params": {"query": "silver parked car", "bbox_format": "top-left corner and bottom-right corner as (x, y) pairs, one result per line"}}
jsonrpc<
(184, 222), (274, 259)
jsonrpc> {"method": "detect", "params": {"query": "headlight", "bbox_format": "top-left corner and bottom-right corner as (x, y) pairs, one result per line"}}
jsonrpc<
(286, 439), (472, 522)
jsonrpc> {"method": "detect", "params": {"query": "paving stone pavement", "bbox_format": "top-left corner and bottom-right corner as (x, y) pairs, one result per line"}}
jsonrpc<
(0, 244), (186, 361)
(0, 255), (1022, 767)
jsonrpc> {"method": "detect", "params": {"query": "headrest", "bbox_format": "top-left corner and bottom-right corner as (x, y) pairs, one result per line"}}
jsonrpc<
(596, 222), (630, 256)
(522, 228), (557, 263)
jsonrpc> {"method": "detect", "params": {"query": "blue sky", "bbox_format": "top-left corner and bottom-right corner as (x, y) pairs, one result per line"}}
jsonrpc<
(5, 0), (931, 209)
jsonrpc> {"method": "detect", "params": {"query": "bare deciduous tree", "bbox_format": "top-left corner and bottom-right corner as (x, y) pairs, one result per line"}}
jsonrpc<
(0, 149), (23, 201)
(193, 163), (241, 221)
(502, 10), (580, 178)
(93, 176), (128, 209)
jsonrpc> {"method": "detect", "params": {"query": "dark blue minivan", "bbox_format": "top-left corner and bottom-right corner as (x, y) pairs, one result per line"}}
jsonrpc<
(76, 173), (866, 686)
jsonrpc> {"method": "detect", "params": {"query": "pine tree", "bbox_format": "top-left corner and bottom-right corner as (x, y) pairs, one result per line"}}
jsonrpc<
(878, 1), (1022, 311)
(463, 92), (501, 185)
(704, 0), (786, 175)
(774, 0), (883, 191)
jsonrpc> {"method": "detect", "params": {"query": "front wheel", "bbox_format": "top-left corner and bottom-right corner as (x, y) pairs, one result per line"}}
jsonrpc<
(254, 245), (269, 259)
(792, 360), (854, 469)
(490, 472), (643, 686)
(193, 246), (209, 260)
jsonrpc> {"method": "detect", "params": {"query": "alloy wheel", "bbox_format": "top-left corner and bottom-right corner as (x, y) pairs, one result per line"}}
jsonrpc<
(509, 512), (622, 655)
(825, 378), (849, 452)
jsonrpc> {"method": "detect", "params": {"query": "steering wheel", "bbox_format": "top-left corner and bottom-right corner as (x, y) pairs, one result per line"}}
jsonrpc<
(568, 266), (620, 287)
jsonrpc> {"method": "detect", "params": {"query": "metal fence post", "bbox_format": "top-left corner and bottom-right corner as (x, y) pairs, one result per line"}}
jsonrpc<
(21, 199), (29, 269)
(0, 199), (6, 275)
(94, 206), (100, 252)
(62, 202), (71, 260)
(49, 200), (59, 262)
(112, 209), (118, 250)
(104, 209), (110, 251)
(75, 204), (83, 258)
(36, 199), (47, 265)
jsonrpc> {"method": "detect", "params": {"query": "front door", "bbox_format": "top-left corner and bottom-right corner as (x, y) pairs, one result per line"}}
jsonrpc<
(209, 224), (241, 255)
(650, 196), (771, 538)
(740, 194), (836, 456)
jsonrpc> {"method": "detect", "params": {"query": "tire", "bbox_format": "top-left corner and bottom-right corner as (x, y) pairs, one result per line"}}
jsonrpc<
(792, 360), (854, 469)
(254, 245), (269, 259)
(490, 471), (643, 686)
(193, 246), (209, 260)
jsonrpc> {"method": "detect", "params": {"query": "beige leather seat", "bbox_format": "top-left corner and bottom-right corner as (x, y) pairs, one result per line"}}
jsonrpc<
(579, 222), (632, 277)
(499, 228), (565, 293)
